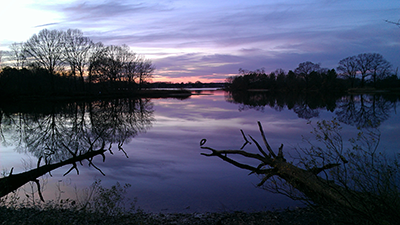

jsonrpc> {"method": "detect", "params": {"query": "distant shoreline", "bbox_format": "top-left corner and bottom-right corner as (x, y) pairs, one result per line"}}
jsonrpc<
(0, 89), (193, 102)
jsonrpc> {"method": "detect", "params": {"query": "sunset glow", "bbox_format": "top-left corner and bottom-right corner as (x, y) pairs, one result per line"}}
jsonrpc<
(0, 0), (399, 83)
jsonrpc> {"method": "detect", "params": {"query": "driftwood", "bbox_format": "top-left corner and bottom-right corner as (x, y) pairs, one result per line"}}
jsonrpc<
(201, 122), (399, 224)
(0, 144), (107, 200)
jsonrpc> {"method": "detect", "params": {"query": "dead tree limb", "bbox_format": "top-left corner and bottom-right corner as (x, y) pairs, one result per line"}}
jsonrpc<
(0, 148), (106, 199)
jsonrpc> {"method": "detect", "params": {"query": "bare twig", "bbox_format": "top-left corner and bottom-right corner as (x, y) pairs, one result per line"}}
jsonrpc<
(33, 179), (44, 202)
(248, 135), (270, 158)
(240, 130), (251, 149)
(257, 121), (277, 158)
(63, 162), (79, 176)
(118, 141), (129, 158)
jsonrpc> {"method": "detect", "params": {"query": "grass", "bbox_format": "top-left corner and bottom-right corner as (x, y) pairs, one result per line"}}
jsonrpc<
(0, 180), (338, 225)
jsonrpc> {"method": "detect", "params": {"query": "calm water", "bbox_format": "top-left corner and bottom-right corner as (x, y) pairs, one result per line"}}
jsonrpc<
(1, 90), (399, 213)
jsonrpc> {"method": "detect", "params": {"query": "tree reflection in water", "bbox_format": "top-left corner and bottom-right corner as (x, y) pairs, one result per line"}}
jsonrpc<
(226, 91), (399, 126)
(0, 98), (154, 199)
(335, 94), (396, 128)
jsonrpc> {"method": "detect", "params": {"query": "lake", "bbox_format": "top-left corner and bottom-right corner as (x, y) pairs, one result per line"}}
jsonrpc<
(1, 90), (399, 213)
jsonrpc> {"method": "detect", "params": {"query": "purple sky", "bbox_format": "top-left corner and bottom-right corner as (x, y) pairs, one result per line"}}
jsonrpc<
(0, 0), (399, 82)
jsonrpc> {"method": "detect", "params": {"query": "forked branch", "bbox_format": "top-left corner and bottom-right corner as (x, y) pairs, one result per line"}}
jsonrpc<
(200, 122), (364, 218)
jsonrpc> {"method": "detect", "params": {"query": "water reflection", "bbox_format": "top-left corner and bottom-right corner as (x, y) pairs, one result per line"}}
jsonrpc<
(226, 91), (399, 127)
(0, 98), (154, 198)
(335, 94), (395, 128)
(1, 91), (399, 213)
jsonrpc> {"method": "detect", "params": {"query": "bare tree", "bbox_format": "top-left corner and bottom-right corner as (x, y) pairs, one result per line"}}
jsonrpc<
(90, 45), (130, 84)
(356, 53), (376, 88)
(337, 56), (358, 88)
(122, 51), (138, 90)
(22, 29), (65, 75)
(369, 53), (392, 87)
(63, 29), (94, 90)
(294, 61), (321, 77)
(294, 61), (321, 88)
(337, 53), (393, 88)
(89, 45), (153, 91)
(135, 56), (155, 90)
(88, 42), (105, 86)
(354, 53), (393, 88)
(9, 43), (27, 69)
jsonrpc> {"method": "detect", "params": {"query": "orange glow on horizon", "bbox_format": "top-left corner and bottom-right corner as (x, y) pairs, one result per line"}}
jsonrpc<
(151, 76), (227, 84)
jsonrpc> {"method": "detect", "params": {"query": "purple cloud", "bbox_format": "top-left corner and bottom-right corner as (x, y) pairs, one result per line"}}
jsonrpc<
(4, 0), (398, 81)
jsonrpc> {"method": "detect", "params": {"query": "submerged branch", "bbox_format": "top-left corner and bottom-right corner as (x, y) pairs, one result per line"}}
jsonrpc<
(201, 121), (399, 224)
(257, 121), (276, 158)
(0, 148), (106, 199)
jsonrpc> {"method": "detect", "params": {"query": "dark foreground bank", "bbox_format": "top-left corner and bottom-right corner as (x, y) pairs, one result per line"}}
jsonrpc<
(0, 206), (343, 225)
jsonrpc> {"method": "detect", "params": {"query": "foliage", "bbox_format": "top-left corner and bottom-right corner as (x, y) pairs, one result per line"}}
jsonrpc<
(297, 119), (400, 223)
(227, 66), (346, 93)
(74, 180), (134, 216)
(227, 53), (396, 93)
(0, 179), (155, 225)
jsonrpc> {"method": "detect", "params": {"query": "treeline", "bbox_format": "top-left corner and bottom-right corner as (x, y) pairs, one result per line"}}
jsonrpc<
(227, 53), (399, 93)
(0, 29), (154, 98)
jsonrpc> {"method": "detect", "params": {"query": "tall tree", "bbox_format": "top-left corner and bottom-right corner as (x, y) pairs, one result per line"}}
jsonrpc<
(88, 42), (105, 88)
(90, 45), (131, 84)
(9, 42), (26, 69)
(337, 56), (358, 88)
(63, 29), (93, 90)
(135, 56), (155, 90)
(22, 29), (65, 93)
(122, 51), (138, 90)
(355, 53), (392, 88)
(294, 61), (321, 89)
(369, 53), (392, 87)
(22, 29), (65, 75)
(356, 53), (376, 88)
(294, 61), (321, 77)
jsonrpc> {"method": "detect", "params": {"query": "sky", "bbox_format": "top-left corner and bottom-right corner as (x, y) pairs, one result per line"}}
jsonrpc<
(0, 0), (399, 83)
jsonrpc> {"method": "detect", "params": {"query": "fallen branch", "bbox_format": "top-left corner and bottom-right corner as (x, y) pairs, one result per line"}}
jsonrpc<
(0, 147), (106, 200)
(201, 121), (399, 224)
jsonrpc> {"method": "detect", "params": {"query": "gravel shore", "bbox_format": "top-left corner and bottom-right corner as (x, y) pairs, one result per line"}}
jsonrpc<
(0, 206), (338, 225)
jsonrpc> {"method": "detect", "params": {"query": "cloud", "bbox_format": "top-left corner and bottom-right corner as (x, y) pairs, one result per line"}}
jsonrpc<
(34, 22), (60, 28)
(57, 1), (171, 23)
(9, 0), (399, 81)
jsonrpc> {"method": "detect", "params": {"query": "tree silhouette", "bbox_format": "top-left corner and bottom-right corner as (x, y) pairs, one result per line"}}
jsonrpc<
(9, 42), (26, 69)
(63, 29), (94, 91)
(337, 56), (358, 88)
(4, 28), (156, 96)
(294, 61), (321, 89)
(135, 57), (155, 90)
(22, 29), (65, 75)
(353, 53), (392, 88)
